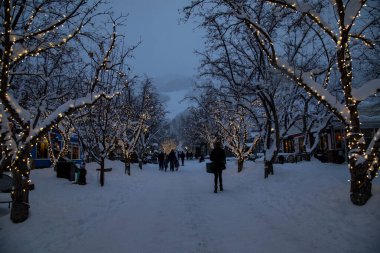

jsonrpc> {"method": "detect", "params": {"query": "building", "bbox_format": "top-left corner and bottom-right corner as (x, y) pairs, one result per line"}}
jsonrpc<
(32, 130), (82, 168)
(281, 99), (380, 163)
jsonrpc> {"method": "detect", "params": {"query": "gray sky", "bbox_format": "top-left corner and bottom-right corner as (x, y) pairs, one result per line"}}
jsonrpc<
(111, 0), (204, 118)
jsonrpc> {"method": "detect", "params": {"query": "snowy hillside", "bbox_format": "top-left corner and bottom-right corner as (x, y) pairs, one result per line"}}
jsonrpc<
(1, 159), (379, 253)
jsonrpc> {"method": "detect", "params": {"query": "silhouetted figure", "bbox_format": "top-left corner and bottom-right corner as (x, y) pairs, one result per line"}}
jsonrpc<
(168, 150), (177, 172)
(199, 154), (205, 162)
(180, 151), (185, 166)
(78, 162), (87, 185)
(210, 142), (226, 193)
(158, 152), (165, 171)
(164, 155), (169, 172)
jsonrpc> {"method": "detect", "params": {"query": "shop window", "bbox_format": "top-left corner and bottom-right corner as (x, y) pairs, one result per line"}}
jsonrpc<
(37, 141), (49, 159)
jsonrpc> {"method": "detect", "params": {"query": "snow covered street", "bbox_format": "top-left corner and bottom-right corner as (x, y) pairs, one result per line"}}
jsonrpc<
(1, 159), (379, 253)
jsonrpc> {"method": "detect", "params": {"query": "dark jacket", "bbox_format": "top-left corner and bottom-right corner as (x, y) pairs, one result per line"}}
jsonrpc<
(210, 147), (226, 172)
(158, 152), (165, 162)
(168, 150), (177, 161)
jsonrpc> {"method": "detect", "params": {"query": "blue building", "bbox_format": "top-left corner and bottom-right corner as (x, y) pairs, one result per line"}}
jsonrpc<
(32, 130), (82, 168)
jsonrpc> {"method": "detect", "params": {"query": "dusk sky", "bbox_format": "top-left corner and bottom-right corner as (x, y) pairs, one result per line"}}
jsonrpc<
(111, 0), (205, 118)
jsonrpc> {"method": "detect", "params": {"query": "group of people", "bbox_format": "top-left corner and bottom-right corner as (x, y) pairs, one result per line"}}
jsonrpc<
(157, 141), (226, 194)
(185, 151), (195, 160)
(158, 150), (186, 172)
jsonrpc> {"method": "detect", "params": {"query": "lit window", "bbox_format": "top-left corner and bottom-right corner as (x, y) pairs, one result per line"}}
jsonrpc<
(37, 141), (49, 159)
(335, 130), (344, 149)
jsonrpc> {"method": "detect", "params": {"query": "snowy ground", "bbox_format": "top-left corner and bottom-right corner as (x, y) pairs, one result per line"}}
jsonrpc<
(1, 158), (379, 253)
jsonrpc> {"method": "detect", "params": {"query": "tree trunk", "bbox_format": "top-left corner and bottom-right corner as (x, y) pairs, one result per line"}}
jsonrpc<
(335, 25), (372, 205)
(264, 160), (274, 179)
(100, 157), (105, 187)
(138, 160), (143, 170)
(124, 154), (131, 176)
(345, 107), (372, 205)
(348, 124), (372, 205)
(10, 153), (30, 223)
(237, 158), (244, 172)
(350, 163), (372, 205)
(137, 151), (144, 169)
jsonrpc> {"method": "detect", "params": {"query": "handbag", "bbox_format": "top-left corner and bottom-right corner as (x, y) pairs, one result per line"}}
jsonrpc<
(206, 162), (215, 173)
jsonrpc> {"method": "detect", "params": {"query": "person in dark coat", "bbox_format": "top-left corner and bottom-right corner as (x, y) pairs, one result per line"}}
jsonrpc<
(168, 149), (177, 172)
(78, 161), (87, 185)
(210, 141), (226, 193)
(164, 154), (169, 172)
(199, 154), (205, 162)
(180, 151), (185, 166)
(158, 151), (165, 171)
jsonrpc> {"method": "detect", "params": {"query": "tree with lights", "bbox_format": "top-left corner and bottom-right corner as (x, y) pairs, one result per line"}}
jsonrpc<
(134, 78), (166, 169)
(189, 16), (308, 176)
(190, 86), (259, 172)
(0, 0), (124, 222)
(72, 95), (120, 187)
(213, 98), (259, 172)
(185, 92), (220, 151)
(185, 0), (380, 204)
(113, 78), (162, 175)
(113, 83), (141, 176)
(46, 119), (74, 169)
(70, 18), (138, 185)
(161, 138), (178, 155)
(15, 43), (85, 170)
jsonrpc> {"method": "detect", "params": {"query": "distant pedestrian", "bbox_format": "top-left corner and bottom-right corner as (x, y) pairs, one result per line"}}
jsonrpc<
(78, 161), (87, 185)
(158, 151), (165, 171)
(164, 155), (169, 172)
(199, 154), (205, 162)
(210, 141), (226, 193)
(168, 149), (177, 172)
(180, 151), (185, 166)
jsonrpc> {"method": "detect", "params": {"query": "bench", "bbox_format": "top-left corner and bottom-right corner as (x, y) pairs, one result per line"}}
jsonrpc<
(0, 173), (35, 208)
(0, 173), (13, 208)
(0, 193), (12, 208)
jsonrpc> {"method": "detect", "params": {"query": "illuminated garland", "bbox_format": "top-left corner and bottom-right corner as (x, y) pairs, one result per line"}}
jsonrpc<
(233, 0), (378, 181)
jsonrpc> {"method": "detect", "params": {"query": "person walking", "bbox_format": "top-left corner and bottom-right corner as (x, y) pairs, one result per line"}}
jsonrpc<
(168, 149), (177, 172)
(180, 151), (185, 166)
(158, 151), (165, 171)
(164, 154), (169, 172)
(210, 141), (226, 193)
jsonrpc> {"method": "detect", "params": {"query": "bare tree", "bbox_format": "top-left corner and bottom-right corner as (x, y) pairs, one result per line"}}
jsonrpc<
(0, 0), (123, 222)
(112, 83), (141, 176)
(134, 78), (166, 169)
(46, 119), (74, 169)
(185, 0), (380, 204)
